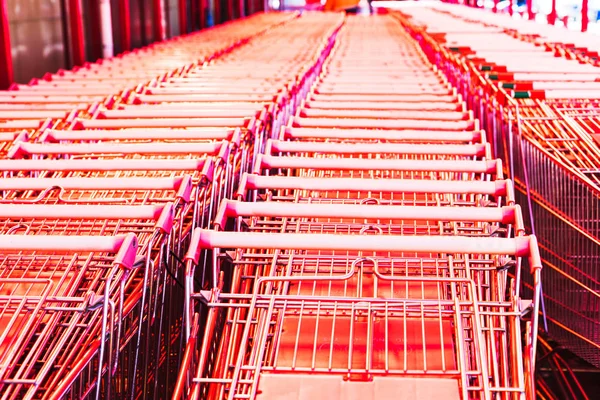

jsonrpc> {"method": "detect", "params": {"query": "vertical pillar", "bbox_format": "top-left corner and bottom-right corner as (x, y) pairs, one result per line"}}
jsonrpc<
(140, 0), (148, 45)
(99, 0), (114, 58)
(508, 0), (514, 16)
(492, 0), (498, 13)
(527, 0), (534, 20)
(200, 0), (206, 28)
(214, 0), (221, 25)
(228, 0), (234, 20)
(153, 0), (166, 41)
(179, 0), (188, 34)
(190, 0), (197, 30)
(0, 0), (12, 89)
(88, 0), (102, 60)
(68, 0), (86, 66)
(548, 0), (557, 25)
(238, 0), (244, 18)
(582, 0), (589, 31)
(119, 0), (131, 51)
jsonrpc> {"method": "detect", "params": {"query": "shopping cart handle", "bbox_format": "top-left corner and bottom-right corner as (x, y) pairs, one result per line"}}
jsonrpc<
(0, 94), (102, 103)
(75, 117), (249, 129)
(0, 158), (207, 172)
(97, 109), (263, 119)
(39, 128), (237, 142)
(281, 127), (482, 143)
(0, 203), (174, 232)
(0, 130), (27, 143)
(185, 228), (541, 269)
(267, 139), (487, 156)
(134, 93), (278, 103)
(291, 116), (476, 131)
(9, 141), (225, 157)
(254, 154), (499, 174)
(215, 199), (522, 229)
(237, 173), (512, 199)
(0, 110), (68, 119)
(0, 175), (191, 195)
(308, 93), (458, 103)
(298, 108), (471, 121)
(312, 87), (453, 96)
(0, 119), (46, 129)
(0, 233), (138, 268)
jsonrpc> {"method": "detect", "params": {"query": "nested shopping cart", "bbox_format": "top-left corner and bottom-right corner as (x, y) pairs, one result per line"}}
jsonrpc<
(0, 233), (138, 400)
(0, 154), (228, 399)
(0, 11), (349, 400)
(0, 11), (298, 139)
(395, 4), (600, 373)
(175, 14), (541, 400)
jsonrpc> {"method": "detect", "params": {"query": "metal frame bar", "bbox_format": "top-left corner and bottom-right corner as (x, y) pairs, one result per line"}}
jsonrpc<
(88, 0), (103, 61)
(179, 0), (188, 34)
(200, 0), (206, 29)
(68, 0), (86, 66)
(119, 0), (131, 52)
(0, 0), (12, 89)
(153, 0), (166, 41)
(582, 0), (589, 32)
(548, 0), (557, 25)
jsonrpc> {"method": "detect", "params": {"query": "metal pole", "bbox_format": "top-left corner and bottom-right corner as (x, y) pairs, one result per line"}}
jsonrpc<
(527, 0), (534, 20)
(153, 0), (166, 41)
(68, 0), (86, 66)
(179, 0), (188, 34)
(228, 0), (234, 20)
(99, 0), (114, 58)
(139, 0), (148, 45)
(214, 0), (222, 25)
(119, 0), (131, 51)
(548, 0), (557, 25)
(238, 0), (245, 18)
(0, 0), (12, 89)
(582, 0), (589, 31)
(200, 0), (206, 28)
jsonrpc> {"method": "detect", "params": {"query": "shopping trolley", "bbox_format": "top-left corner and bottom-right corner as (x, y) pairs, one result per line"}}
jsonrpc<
(180, 224), (539, 399)
(393, 0), (600, 379)
(173, 14), (542, 400)
(0, 11), (350, 400)
(0, 233), (138, 400)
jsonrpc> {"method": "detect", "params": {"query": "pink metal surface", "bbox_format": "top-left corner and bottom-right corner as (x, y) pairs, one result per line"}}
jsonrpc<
(0, 0), (12, 90)
(68, 0), (86, 67)
(119, 0), (132, 51)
